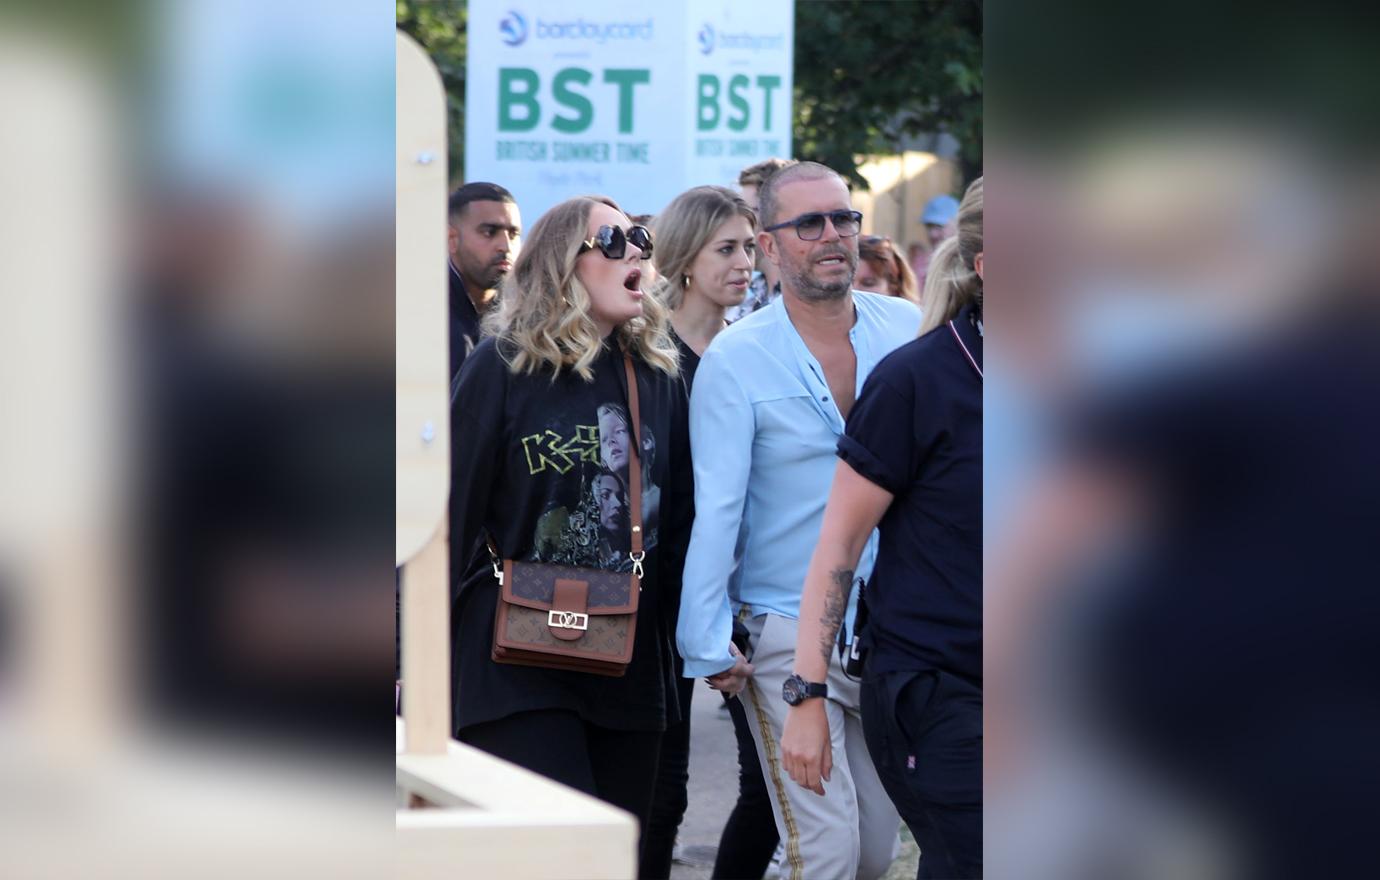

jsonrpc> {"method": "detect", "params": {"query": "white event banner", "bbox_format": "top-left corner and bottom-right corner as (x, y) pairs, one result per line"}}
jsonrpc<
(465, 0), (794, 222)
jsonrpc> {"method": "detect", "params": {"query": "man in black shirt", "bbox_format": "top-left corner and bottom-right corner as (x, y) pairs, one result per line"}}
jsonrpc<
(447, 182), (521, 391)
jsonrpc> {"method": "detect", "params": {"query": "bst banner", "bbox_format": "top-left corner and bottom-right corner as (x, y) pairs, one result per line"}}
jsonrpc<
(465, 0), (795, 221)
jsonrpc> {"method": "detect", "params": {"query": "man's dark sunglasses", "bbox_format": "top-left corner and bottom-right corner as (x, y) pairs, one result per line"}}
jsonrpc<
(578, 224), (654, 260)
(763, 210), (863, 241)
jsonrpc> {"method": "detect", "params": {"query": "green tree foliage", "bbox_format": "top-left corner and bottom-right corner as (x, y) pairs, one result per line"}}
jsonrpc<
(396, 0), (982, 190)
(397, 0), (468, 183)
(793, 0), (983, 188)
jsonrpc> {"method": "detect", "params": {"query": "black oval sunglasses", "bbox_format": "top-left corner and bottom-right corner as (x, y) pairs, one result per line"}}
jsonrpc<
(579, 224), (654, 260)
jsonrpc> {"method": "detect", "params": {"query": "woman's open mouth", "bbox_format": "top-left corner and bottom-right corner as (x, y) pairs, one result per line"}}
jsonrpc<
(624, 269), (642, 291)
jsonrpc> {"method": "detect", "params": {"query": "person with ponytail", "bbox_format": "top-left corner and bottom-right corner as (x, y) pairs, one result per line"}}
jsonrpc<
(918, 177), (984, 334)
(781, 176), (984, 878)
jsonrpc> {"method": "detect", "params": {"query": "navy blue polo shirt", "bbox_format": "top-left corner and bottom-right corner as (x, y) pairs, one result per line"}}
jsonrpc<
(837, 303), (983, 686)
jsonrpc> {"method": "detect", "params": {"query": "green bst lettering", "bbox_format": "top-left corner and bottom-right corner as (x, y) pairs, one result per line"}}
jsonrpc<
(697, 74), (720, 131)
(498, 68), (540, 132)
(552, 68), (593, 134)
(757, 75), (781, 132)
(603, 69), (650, 134)
(727, 75), (750, 131)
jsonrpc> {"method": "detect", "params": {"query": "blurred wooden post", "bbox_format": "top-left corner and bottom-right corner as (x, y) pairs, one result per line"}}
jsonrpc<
(396, 31), (452, 757)
(401, 519), (449, 758)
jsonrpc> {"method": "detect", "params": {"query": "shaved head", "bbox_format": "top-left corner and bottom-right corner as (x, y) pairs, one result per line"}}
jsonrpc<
(757, 161), (846, 229)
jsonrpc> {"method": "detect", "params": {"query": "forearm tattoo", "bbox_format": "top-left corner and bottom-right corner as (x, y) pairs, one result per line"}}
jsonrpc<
(818, 568), (854, 666)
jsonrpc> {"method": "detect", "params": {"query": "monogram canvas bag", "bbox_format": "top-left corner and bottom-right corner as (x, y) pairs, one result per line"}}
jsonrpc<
(489, 354), (645, 677)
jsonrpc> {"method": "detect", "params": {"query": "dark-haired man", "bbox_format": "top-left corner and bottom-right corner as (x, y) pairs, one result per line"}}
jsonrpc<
(448, 182), (521, 388)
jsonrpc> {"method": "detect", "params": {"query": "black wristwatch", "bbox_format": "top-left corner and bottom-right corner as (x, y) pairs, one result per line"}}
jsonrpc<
(782, 673), (828, 706)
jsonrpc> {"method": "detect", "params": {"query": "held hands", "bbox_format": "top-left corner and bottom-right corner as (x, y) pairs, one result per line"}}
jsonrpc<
(705, 642), (754, 697)
(781, 698), (832, 795)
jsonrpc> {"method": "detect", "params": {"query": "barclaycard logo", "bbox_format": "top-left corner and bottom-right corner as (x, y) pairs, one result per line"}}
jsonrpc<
(499, 10), (528, 47)
(706, 26), (786, 53)
(499, 10), (654, 47)
(698, 23), (715, 55)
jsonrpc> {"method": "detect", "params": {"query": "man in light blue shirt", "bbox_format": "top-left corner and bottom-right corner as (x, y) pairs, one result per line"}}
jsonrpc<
(677, 162), (920, 880)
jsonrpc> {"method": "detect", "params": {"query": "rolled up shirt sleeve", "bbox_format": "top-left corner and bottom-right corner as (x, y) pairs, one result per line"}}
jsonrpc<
(677, 346), (755, 678)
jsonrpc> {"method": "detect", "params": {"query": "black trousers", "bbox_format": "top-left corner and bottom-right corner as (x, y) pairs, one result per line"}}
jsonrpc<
(458, 708), (663, 838)
(711, 690), (780, 880)
(641, 673), (695, 879)
(861, 669), (983, 880)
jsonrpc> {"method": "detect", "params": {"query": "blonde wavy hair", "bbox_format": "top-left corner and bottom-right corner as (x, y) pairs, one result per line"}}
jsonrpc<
(482, 195), (679, 380)
(650, 186), (757, 310)
(919, 176), (984, 335)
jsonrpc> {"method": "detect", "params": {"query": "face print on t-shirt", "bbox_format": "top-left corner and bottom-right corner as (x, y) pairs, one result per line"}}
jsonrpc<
(528, 399), (660, 570)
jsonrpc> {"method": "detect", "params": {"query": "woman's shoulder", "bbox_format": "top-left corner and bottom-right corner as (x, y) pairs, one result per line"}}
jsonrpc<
(464, 335), (507, 371)
(873, 334), (932, 380)
(467, 335), (562, 383)
(855, 289), (923, 324)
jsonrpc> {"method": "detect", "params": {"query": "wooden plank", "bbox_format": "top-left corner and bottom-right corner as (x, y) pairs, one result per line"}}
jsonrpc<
(396, 722), (637, 880)
(395, 30), (450, 567)
(396, 820), (636, 880)
(397, 731), (630, 821)
(400, 518), (449, 756)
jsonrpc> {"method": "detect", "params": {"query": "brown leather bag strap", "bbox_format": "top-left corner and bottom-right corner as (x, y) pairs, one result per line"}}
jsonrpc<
(622, 353), (645, 573)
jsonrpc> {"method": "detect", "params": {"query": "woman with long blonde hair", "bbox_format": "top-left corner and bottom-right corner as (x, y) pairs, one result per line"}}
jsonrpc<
(450, 195), (694, 843)
(652, 185), (758, 373)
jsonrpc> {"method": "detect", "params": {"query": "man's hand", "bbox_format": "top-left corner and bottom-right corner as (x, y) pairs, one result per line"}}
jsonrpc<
(781, 698), (832, 795)
(705, 642), (754, 697)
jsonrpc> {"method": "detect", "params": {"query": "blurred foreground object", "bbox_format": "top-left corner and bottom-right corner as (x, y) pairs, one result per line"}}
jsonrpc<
(986, 107), (1380, 879)
(2, 6), (395, 877)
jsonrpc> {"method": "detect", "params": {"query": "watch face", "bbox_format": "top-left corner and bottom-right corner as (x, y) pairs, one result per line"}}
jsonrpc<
(782, 675), (802, 705)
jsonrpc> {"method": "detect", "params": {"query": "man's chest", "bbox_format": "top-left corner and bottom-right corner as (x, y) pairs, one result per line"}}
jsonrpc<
(805, 341), (858, 418)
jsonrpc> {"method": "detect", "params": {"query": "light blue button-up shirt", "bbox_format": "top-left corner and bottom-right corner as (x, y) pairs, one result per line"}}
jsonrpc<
(677, 291), (923, 677)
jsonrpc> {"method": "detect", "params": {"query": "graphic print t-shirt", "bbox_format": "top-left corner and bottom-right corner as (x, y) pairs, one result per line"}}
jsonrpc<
(448, 335), (692, 733)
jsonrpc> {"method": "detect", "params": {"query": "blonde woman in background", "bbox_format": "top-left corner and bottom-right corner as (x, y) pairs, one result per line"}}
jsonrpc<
(653, 186), (758, 375)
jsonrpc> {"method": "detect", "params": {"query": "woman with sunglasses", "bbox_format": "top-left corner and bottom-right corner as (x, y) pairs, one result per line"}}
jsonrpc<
(448, 195), (694, 860)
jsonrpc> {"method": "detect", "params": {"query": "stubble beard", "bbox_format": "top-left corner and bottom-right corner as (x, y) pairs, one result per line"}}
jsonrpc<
(482, 266), (510, 291)
(781, 250), (856, 302)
